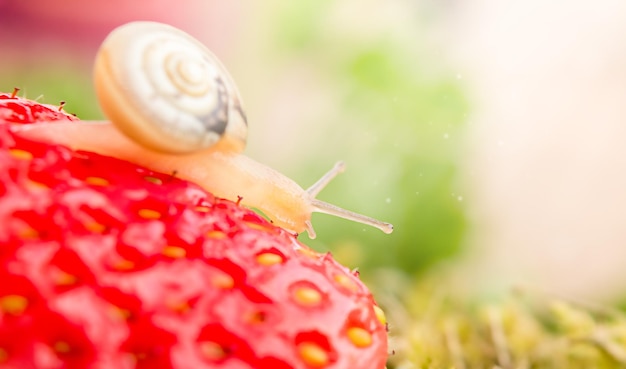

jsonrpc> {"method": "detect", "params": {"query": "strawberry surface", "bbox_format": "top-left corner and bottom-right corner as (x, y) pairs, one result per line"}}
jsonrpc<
(0, 93), (388, 369)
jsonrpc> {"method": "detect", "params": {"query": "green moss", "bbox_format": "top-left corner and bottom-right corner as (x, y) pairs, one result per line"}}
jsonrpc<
(384, 278), (626, 368)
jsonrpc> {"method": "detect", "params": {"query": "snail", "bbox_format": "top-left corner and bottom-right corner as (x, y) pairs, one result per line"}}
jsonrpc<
(13, 21), (393, 239)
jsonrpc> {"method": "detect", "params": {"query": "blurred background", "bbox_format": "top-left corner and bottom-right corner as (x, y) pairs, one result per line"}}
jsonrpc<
(3, 0), (626, 366)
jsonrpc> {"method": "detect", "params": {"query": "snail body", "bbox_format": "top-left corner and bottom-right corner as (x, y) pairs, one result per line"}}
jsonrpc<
(14, 21), (393, 238)
(20, 122), (317, 234)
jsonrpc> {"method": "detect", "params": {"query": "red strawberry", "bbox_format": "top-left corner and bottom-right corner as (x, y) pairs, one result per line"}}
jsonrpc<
(0, 92), (388, 369)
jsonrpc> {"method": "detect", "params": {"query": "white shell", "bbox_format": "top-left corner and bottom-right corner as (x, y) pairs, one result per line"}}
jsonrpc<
(94, 21), (247, 154)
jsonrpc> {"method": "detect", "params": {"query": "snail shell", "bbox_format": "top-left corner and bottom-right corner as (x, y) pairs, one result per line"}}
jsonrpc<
(93, 21), (247, 154)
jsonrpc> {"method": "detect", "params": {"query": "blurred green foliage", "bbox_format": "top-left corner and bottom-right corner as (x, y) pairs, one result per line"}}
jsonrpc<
(2, 64), (99, 119)
(269, 1), (468, 274)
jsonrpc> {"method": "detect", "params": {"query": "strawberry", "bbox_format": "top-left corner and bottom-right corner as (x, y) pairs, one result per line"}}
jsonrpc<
(0, 92), (388, 369)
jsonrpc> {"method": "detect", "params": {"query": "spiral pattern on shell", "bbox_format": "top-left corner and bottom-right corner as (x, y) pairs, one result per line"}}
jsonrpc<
(94, 21), (248, 154)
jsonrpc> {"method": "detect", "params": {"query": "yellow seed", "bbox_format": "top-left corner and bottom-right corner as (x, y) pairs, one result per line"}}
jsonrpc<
(206, 230), (226, 239)
(346, 327), (373, 348)
(168, 300), (190, 314)
(9, 149), (33, 160)
(54, 271), (77, 286)
(373, 305), (387, 326)
(195, 205), (211, 213)
(245, 310), (267, 324)
(298, 342), (329, 368)
(138, 209), (161, 220)
(26, 180), (49, 191)
(333, 274), (358, 292)
(85, 176), (109, 186)
(54, 341), (71, 353)
(144, 176), (162, 185)
(246, 222), (271, 232)
(200, 341), (226, 361)
(163, 246), (186, 258)
(256, 252), (283, 266)
(111, 306), (132, 320)
(211, 273), (234, 289)
(19, 227), (39, 240)
(293, 287), (323, 307)
(0, 348), (7, 362)
(0, 295), (28, 315)
(85, 221), (106, 233)
(114, 259), (135, 271)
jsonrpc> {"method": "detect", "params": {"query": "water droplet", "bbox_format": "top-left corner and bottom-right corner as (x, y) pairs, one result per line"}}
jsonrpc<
(385, 198), (391, 204)
(457, 196), (463, 201)
(443, 133), (449, 139)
